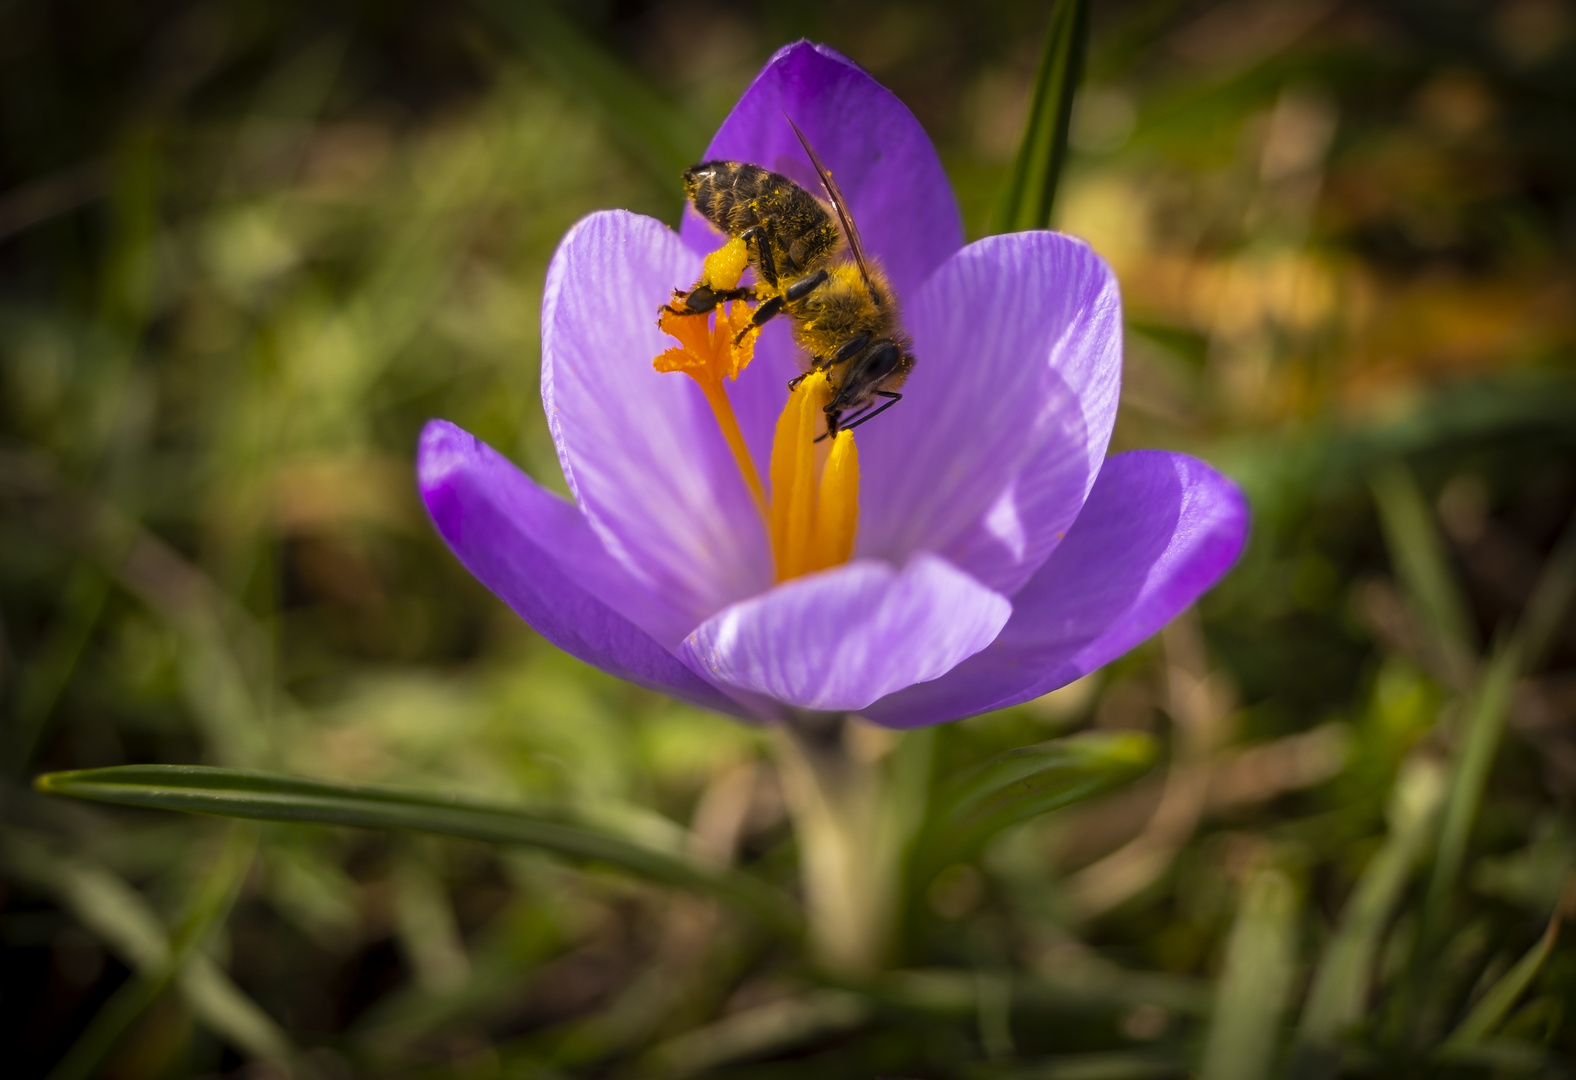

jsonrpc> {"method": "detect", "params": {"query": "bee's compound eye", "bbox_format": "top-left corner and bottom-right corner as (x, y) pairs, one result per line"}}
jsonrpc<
(864, 341), (903, 380)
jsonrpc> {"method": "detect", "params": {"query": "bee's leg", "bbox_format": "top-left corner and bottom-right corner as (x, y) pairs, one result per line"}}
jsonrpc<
(783, 268), (829, 302)
(664, 285), (718, 315)
(792, 333), (869, 391)
(842, 392), (903, 432)
(739, 226), (780, 288)
(829, 332), (870, 366)
(816, 392), (903, 441)
(735, 293), (786, 343)
(734, 267), (829, 344)
(663, 284), (757, 317)
(817, 403), (854, 443)
(788, 372), (808, 391)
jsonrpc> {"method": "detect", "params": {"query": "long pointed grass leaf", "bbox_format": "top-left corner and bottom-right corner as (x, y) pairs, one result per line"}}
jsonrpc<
(1424, 637), (1522, 931)
(648, 989), (871, 1076)
(936, 731), (1156, 824)
(920, 731), (1154, 879)
(1201, 868), (1300, 1080)
(0, 828), (294, 1065)
(1431, 1039), (1552, 1072)
(977, 1052), (1187, 1079)
(1438, 916), (1560, 1053)
(46, 829), (258, 1080)
(1290, 758), (1445, 1080)
(35, 764), (799, 931)
(1409, 499), (1576, 1026)
(875, 964), (1212, 1019)
(991, 0), (1090, 233)
(7, 565), (109, 777)
(1518, 508), (1576, 671)
(1370, 463), (1478, 668)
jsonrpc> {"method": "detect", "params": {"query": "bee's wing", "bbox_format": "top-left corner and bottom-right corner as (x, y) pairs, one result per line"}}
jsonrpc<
(786, 115), (879, 304)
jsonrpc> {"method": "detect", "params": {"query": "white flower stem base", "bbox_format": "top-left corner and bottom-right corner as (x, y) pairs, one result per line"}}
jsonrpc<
(771, 714), (929, 975)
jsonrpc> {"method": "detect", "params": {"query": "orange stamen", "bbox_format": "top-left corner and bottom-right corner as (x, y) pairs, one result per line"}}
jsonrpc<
(653, 238), (765, 514)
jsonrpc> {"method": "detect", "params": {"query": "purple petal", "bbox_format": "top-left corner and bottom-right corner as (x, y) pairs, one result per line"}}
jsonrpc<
(862, 452), (1249, 728)
(682, 41), (963, 302)
(418, 421), (750, 717)
(680, 555), (1011, 713)
(542, 210), (773, 634)
(857, 232), (1123, 597)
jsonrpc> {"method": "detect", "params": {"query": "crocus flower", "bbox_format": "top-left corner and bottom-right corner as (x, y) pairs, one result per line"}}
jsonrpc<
(417, 42), (1248, 728)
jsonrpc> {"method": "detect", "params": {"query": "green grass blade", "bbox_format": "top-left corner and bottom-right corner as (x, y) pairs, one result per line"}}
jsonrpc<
(35, 764), (798, 930)
(1201, 869), (1301, 1080)
(1394, 512), (1576, 1040)
(991, 0), (1090, 233)
(46, 828), (257, 1080)
(1408, 492), (1576, 1025)
(472, 0), (705, 199)
(980, 1052), (1186, 1079)
(1438, 917), (1560, 1054)
(1289, 758), (1446, 1080)
(46, 969), (170, 1080)
(1517, 509), (1576, 671)
(919, 731), (1154, 877)
(7, 566), (109, 777)
(1431, 1039), (1551, 1072)
(0, 828), (294, 1065)
(647, 989), (873, 1076)
(1423, 636), (1522, 930)
(937, 731), (1156, 825)
(1370, 463), (1478, 666)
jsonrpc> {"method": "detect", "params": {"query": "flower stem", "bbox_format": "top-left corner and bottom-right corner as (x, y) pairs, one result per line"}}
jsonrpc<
(770, 713), (926, 975)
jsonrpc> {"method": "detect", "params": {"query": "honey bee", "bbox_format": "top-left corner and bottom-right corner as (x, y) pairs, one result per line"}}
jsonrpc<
(667, 119), (914, 436)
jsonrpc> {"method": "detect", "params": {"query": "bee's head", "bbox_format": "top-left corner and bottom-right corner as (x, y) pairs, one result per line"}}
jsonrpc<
(857, 337), (920, 395)
(825, 339), (915, 434)
(859, 339), (914, 389)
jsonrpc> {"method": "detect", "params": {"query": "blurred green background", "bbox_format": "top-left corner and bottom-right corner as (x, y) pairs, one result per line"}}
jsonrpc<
(2, 0), (1575, 1076)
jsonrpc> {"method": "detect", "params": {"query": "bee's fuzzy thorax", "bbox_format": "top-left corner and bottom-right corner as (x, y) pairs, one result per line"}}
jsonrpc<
(791, 263), (902, 353)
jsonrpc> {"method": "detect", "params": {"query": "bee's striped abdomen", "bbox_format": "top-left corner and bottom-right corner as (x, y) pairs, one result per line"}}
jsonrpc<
(683, 161), (840, 282)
